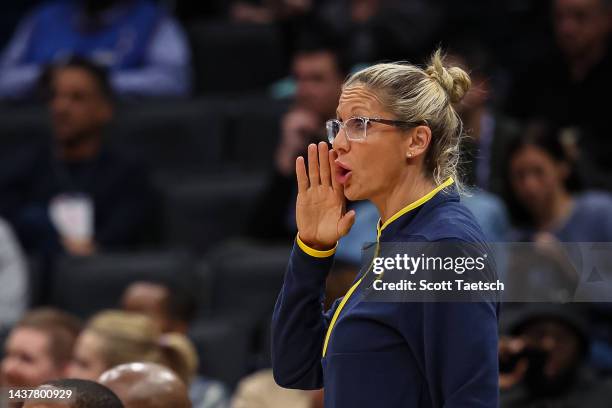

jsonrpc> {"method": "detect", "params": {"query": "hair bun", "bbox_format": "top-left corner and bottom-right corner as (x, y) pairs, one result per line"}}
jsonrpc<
(425, 49), (471, 104)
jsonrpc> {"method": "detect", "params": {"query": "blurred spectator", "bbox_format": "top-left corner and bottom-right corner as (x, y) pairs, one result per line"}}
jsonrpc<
(121, 281), (196, 334)
(0, 57), (158, 256)
(500, 304), (612, 407)
(505, 121), (612, 373)
(1, 308), (82, 388)
(0, 218), (28, 329)
(67, 310), (191, 382)
(446, 43), (520, 195)
(505, 121), (612, 242)
(230, 0), (314, 24)
(231, 369), (322, 408)
(120, 282), (230, 408)
(317, 0), (444, 65)
(99, 362), (191, 408)
(505, 0), (612, 190)
(0, 0), (191, 100)
(23, 378), (124, 408)
(247, 37), (346, 241)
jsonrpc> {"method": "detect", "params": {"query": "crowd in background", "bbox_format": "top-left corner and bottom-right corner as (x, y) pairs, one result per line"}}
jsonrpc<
(1, 0), (612, 407)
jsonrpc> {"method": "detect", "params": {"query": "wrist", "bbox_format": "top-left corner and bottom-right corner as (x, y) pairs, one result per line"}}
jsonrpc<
(296, 234), (337, 258)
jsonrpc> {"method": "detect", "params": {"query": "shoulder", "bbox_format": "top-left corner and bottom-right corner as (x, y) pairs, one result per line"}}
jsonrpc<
(399, 197), (487, 243)
(575, 191), (612, 214)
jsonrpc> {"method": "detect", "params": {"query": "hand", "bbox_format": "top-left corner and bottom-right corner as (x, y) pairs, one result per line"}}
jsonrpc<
(62, 238), (96, 257)
(276, 108), (319, 176)
(296, 142), (355, 250)
(498, 336), (528, 390)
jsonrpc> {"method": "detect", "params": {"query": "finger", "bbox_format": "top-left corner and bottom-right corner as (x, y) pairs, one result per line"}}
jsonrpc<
(296, 156), (309, 193)
(318, 142), (331, 187)
(329, 149), (342, 195)
(307, 144), (320, 186)
(338, 209), (356, 237)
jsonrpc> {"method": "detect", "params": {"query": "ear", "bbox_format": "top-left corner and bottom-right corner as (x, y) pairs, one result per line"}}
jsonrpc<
(404, 125), (432, 160)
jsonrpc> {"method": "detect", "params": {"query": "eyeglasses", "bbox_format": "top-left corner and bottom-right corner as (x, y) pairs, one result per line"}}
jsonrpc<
(326, 117), (426, 143)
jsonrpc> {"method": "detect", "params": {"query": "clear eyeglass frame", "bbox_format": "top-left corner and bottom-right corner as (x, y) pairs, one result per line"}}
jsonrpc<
(326, 116), (426, 143)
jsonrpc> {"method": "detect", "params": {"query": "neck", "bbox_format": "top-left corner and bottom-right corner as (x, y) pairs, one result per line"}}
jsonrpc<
(57, 134), (102, 161)
(372, 170), (436, 226)
(567, 41), (607, 81)
(536, 189), (573, 231)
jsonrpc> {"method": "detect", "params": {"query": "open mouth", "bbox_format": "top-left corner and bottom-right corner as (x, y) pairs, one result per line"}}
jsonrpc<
(335, 161), (352, 185)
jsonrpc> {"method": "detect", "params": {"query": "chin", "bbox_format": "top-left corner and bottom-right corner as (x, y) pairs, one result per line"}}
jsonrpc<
(343, 183), (366, 201)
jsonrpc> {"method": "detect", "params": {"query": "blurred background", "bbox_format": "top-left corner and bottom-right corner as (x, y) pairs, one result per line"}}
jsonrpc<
(0, 0), (612, 407)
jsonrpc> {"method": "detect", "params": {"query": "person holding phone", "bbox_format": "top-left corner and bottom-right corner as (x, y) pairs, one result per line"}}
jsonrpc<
(271, 49), (499, 407)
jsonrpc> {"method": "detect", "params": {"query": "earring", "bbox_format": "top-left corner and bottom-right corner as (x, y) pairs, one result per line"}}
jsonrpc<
(407, 152), (413, 158)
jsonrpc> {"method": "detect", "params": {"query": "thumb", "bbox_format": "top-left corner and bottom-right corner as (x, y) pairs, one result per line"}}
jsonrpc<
(338, 210), (356, 237)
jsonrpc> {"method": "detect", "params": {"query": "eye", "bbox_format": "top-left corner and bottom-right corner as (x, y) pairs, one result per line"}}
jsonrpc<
(353, 118), (366, 130)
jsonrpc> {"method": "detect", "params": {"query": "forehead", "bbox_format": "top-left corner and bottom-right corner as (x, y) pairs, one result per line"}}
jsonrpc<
(52, 67), (101, 93)
(293, 51), (339, 74)
(7, 327), (50, 351)
(337, 84), (388, 118)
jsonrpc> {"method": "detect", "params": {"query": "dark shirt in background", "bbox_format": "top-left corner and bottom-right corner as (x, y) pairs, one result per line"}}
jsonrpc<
(0, 144), (158, 253)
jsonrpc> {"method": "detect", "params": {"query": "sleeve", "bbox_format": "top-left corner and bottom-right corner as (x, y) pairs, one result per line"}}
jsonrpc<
(110, 15), (192, 97)
(271, 236), (338, 389)
(396, 240), (500, 407)
(0, 13), (42, 99)
(421, 301), (499, 407)
(0, 219), (27, 327)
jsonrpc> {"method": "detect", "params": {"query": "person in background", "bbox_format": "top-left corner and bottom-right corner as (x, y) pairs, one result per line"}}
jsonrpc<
(23, 378), (124, 408)
(0, 0), (191, 100)
(0, 57), (158, 256)
(99, 362), (191, 408)
(499, 304), (612, 407)
(1, 308), (82, 388)
(247, 35), (348, 242)
(0, 218), (28, 330)
(120, 282), (230, 408)
(316, 0), (444, 65)
(231, 369), (323, 408)
(505, 0), (612, 190)
(67, 310), (191, 383)
(506, 121), (612, 242)
(121, 281), (196, 334)
(506, 120), (612, 373)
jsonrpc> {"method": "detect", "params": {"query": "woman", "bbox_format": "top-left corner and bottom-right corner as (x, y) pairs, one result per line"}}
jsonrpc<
(506, 121), (612, 242)
(67, 310), (194, 385)
(271, 50), (499, 407)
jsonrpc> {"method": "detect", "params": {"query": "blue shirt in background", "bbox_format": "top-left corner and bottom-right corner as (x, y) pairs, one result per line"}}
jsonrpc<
(0, 0), (191, 99)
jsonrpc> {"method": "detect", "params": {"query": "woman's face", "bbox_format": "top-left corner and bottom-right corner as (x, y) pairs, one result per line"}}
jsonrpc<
(509, 144), (567, 216)
(66, 330), (108, 381)
(332, 85), (412, 202)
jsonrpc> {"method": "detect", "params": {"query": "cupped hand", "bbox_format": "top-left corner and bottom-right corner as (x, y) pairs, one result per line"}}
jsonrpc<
(296, 142), (355, 250)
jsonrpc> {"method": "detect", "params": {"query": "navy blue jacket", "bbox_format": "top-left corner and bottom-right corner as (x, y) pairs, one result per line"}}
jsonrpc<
(272, 180), (499, 407)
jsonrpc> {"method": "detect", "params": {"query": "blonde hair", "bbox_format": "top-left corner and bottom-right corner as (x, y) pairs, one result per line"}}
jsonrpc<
(343, 48), (471, 188)
(85, 310), (196, 382)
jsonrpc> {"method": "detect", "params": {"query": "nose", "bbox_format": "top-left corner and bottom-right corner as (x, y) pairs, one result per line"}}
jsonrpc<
(332, 124), (350, 153)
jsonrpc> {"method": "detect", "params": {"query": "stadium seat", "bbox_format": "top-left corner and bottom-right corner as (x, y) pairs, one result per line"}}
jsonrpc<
(206, 240), (290, 315)
(187, 22), (287, 94)
(0, 104), (48, 155)
(223, 96), (288, 171)
(108, 99), (226, 178)
(161, 172), (268, 251)
(48, 251), (196, 319)
(189, 314), (255, 388)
